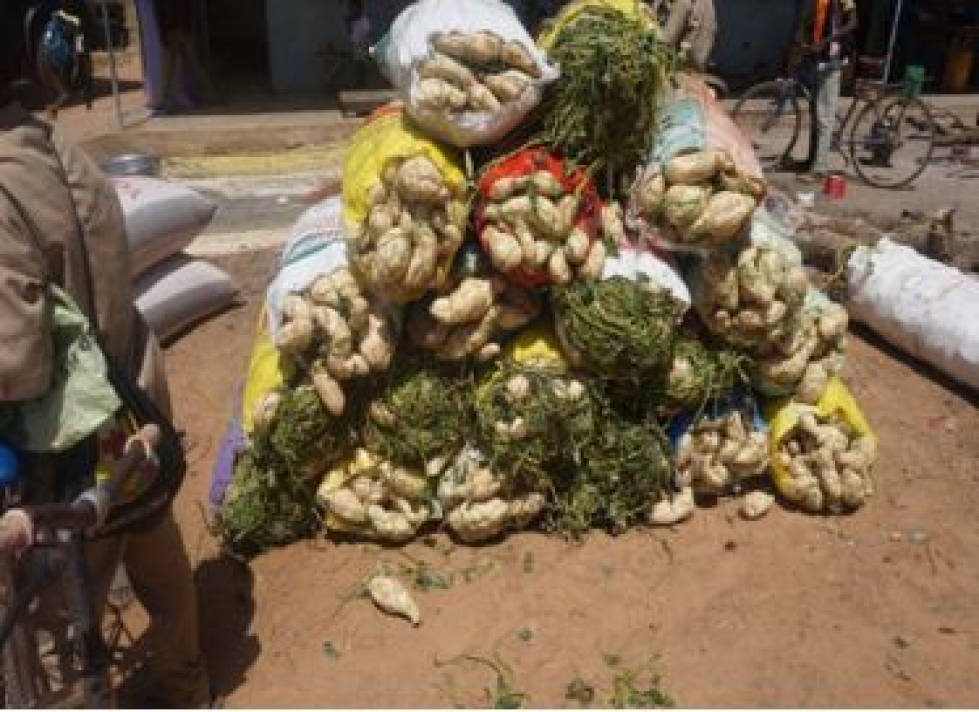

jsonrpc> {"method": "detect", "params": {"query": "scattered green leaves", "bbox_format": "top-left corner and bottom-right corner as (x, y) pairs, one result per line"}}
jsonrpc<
(602, 653), (622, 668)
(436, 654), (526, 709)
(565, 677), (596, 707)
(605, 655), (674, 709)
(397, 557), (453, 592)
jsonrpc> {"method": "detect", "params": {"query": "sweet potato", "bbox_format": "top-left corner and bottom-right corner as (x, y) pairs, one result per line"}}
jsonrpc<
(467, 82), (503, 112)
(312, 370), (345, 417)
(372, 228), (413, 285)
(564, 228), (590, 264)
(416, 77), (469, 111)
(686, 191), (756, 243)
(500, 40), (540, 77)
(395, 156), (449, 204)
(664, 149), (721, 185)
(417, 52), (477, 89)
(663, 184), (710, 229)
(484, 224), (524, 273)
(482, 69), (533, 102)
(431, 277), (495, 325)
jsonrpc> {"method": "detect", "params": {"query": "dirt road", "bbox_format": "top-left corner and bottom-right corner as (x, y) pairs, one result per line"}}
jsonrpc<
(155, 247), (979, 709)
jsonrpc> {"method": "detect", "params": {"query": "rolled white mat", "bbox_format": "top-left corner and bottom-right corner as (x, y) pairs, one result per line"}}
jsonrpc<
(847, 238), (979, 391)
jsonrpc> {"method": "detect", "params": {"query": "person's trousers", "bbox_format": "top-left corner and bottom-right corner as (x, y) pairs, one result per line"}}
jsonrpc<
(162, 31), (214, 110)
(98, 323), (207, 707)
(812, 61), (842, 173)
(87, 510), (210, 708)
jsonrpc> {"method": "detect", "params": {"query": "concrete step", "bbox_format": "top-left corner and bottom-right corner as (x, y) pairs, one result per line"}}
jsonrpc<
(82, 111), (361, 161)
(337, 90), (395, 117)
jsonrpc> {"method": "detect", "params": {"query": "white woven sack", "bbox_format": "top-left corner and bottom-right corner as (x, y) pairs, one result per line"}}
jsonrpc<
(113, 176), (217, 278)
(135, 253), (238, 343)
(265, 196), (347, 337)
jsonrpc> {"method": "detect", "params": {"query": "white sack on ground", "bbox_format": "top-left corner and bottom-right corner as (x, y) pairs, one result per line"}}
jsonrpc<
(847, 238), (979, 391)
(113, 176), (218, 278)
(375, 0), (558, 147)
(135, 253), (238, 343)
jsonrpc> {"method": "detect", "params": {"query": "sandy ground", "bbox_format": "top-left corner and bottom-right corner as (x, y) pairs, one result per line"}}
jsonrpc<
(150, 246), (979, 709)
(21, 48), (978, 709)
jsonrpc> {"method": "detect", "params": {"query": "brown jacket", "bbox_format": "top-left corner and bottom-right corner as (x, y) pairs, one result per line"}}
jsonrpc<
(0, 103), (170, 414)
(0, 107), (207, 709)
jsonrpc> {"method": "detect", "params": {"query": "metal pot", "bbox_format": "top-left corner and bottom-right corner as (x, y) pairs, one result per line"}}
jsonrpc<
(100, 153), (161, 177)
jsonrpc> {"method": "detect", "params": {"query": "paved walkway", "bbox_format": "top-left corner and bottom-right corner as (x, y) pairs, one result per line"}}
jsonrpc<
(52, 51), (357, 150)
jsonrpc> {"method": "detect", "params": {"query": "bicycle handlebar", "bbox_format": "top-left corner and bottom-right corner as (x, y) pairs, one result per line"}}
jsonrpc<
(0, 424), (160, 557)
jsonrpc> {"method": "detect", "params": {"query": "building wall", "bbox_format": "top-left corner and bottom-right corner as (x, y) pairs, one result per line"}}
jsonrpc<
(266, 0), (405, 92)
(711, 0), (802, 88)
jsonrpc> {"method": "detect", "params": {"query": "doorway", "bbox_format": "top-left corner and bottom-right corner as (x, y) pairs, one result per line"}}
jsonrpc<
(202, 0), (270, 98)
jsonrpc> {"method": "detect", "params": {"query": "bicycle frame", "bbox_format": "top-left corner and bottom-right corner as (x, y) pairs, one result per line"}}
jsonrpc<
(0, 536), (112, 708)
(757, 60), (912, 168)
(829, 79), (904, 157)
(0, 428), (157, 708)
(828, 86), (867, 156)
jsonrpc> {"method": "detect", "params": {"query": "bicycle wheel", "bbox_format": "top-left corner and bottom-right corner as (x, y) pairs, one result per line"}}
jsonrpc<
(0, 564), (49, 707)
(732, 81), (804, 170)
(850, 95), (936, 189)
(1, 555), (98, 708)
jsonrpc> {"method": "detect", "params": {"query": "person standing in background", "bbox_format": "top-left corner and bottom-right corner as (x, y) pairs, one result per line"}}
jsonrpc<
(800, 0), (858, 179)
(154, 0), (215, 113)
(346, 0), (372, 88)
(133, 0), (167, 114)
(656, 0), (717, 72)
(36, 0), (94, 117)
(1, 37), (212, 708)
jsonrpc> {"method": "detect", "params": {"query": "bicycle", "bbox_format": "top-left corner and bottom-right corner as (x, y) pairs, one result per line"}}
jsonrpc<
(731, 48), (937, 189)
(0, 425), (160, 708)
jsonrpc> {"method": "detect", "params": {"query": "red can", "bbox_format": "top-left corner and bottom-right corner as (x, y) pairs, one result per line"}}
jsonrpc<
(823, 172), (847, 199)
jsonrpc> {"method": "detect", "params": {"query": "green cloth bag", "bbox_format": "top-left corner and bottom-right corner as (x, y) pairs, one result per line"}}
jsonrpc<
(0, 285), (121, 453)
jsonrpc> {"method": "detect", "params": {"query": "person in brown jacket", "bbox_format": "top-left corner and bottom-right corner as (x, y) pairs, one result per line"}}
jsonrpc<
(654, 0), (717, 72)
(0, 37), (210, 708)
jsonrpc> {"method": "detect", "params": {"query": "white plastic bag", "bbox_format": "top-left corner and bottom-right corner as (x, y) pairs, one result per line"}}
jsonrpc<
(265, 196), (347, 337)
(626, 74), (764, 253)
(747, 206), (803, 266)
(847, 238), (979, 391)
(113, 176), (217, 278)
(602, 246), (691, 312)
(135, 254), (238, 343)
(375, 0), (559, 147)
(646, 75), (763, 183)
